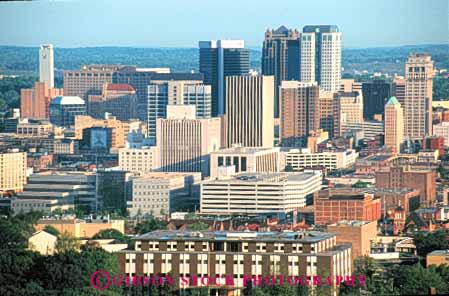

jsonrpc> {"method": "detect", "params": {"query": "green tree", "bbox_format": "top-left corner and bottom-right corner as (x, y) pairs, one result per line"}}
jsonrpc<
(395, 263), (449, 295)
(134, 218), (167, 234)
(92, 228), (133, 248)
(55, 231), (80, 253)
(187, 221), (209, 231)
(43, 225), (60, 237)
(414, 230), (448, 256)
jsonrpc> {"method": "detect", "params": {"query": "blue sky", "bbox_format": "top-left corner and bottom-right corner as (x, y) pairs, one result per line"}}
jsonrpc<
(0, 0), (447, 48)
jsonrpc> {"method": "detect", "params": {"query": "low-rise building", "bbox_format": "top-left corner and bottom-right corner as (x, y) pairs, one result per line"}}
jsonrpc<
(128, 172), (201, 217)
(284, 148), (358, 171)
(16, 119), (53, 137)
(327, 220), (377, 260)
(35, 218), (125, 238)
(117, 230), (352, 290)
(209, 146), (280, 179)
(315, 189), (381, 225)
(118, 146), (159, 172)
(28, 231), (57, 255)
(426, 250), (449, 267)
(201, 172), (322, 215)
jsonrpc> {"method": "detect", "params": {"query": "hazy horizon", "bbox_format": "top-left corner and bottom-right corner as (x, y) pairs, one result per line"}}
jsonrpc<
(0, 0), (447, 48)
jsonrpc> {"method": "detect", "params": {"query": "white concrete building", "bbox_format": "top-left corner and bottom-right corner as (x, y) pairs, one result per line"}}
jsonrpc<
(200, 172), (322, 215)
(118, 147), (159, 173)
(284, 148), (358, 171)
(39, 44), (54, 88)
(128, 172), (201, 217)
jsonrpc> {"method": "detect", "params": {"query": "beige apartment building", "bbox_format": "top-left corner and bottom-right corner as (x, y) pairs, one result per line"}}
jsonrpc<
(0, 150), (27, 193)
(384, 96), (404, 154)
(225, 75), (274, 148)
(333, 91), (363, 137)
(118, 147), (159, 172)
(404, 54), (434, 139)
(157, 106), (221, 177)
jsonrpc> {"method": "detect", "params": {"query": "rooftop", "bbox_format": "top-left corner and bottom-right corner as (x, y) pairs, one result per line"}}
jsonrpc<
(135, 230), (334, 243)
(428, 250), (449, 256)
(213, 146), (278, 155)
(50, 96), (84, 105)
(105, 83), (135, 92)
(329, 220), (374, 227)
(386, 96), (400, 106)
(205, 172), (321, 183)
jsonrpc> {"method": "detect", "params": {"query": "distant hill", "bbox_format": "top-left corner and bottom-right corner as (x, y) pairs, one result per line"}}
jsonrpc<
(0, 44), (447, 76)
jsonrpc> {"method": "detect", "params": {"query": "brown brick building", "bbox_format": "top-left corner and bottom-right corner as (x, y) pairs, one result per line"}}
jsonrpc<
(117, 230), (352, 292)
(314, 189), (381, 225)
(327, 220), (377, 260)
(375, 165), (437, 207)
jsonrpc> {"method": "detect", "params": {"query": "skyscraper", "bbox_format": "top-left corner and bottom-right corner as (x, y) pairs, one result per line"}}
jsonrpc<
(39, 44), (54, 89)
(384, 96), (404, 154)
(362, 80), (392, 120)
(280, 81), (320, 147)
(404, 54), (434, 139)
(225, 75), (275, 148)
(262, 26), (300, 118)
(199, 40), (250, 116)
(300, 25), (342, 93)
(146, 80), (211, 143)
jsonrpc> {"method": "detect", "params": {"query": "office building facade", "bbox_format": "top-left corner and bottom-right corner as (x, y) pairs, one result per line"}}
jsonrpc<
(21, 82), (63, 119)
(333, 92), (363, 137)
(404, 54), (434, 139)
(280, 81), (320, 147)
(39, 44), (54, 89)
(300, 25), (342, 93)
(384, 96), (404, 154)
(0, 150), (27, 193)
(362, 80), (392, 120)
(225, 75), (274, 148)
(201, 172), (322, 215)
(49, 96), (86, 127)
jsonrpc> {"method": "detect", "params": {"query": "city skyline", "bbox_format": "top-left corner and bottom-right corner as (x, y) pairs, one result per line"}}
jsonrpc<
(0, 0), (447, 48)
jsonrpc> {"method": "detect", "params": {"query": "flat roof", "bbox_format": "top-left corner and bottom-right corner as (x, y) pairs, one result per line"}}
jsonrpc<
(205, 172), (320, 183)
(135, 230), (334, 243)
(212, 146), (278, 155)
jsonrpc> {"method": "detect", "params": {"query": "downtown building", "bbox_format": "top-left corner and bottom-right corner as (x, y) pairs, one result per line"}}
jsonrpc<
(279, 81), (320, 147)
(283, 148), (358, 171)
(0, 149), (27, 194)
(209, 146), (281, 179)
(118, 146), (160, 173)
(157, 106), (221, 177)
(404, 54), (434, 139)
(200, 172), (322, 215)
(262, 26), (301, 117)
(199, 40), (250, 116)
(87, 83), (139, 121)
(117, 230), (352, 291)
(224, 75), (274, 148)
(39, 44), (54, 89)
(362, 80), (392, 120)
(21, 82), (63, 119)
(146, 80), (212, 143)
(333, 91), (363, 137)
(384, 96), (404, 154)
(300, 25), (342, 93)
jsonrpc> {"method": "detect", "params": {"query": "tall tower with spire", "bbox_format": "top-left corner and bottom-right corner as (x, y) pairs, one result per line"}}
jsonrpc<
(384, 96), (404, 154)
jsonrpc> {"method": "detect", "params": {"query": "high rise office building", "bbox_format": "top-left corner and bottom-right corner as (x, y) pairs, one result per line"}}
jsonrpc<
(157, 106), (221, 177)
(225, 75), (274, 148)
(300, 25), (342, 93)
(319, 91), (335, 137)
(404, 54), (434, 139)
(384, 96), (404, 154)
(280, 81), (320, 147)
(393, 77), (406, 106)
(362, 80), (392, 120)
(262, 26), (300, 118)
(114, 68), (203, 121)
(39, 44), (54, 89)
(146, 80), (211, 143)
(199, 40), (250, 116)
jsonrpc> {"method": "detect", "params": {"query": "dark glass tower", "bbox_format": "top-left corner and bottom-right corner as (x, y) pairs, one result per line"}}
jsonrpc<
(199, 40), (250, 116)
(262, 26), (300, 118)
(362, 80), (392, 120)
